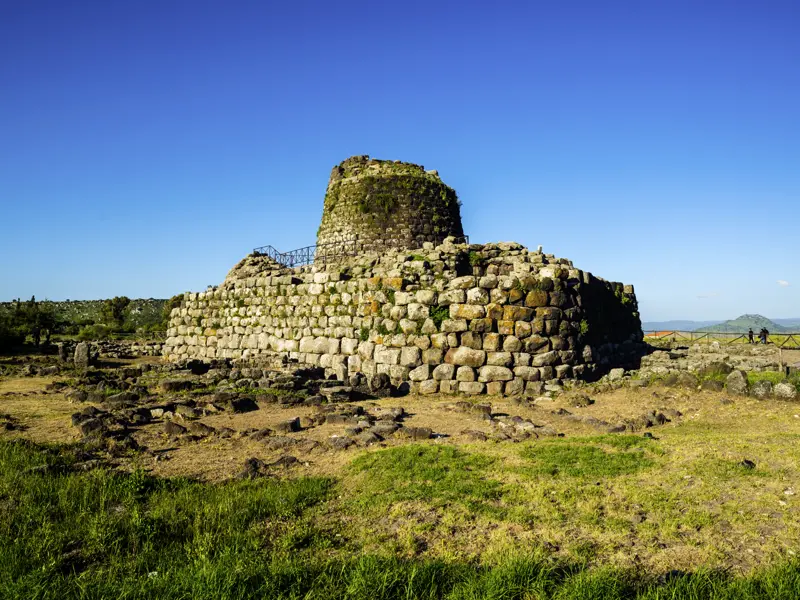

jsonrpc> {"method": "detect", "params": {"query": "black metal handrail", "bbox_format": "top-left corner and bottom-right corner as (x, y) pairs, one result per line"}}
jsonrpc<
(253, 236), (470, 268)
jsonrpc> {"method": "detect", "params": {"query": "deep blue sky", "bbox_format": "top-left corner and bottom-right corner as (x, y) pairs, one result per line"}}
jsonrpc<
(1, 0), (798, 321)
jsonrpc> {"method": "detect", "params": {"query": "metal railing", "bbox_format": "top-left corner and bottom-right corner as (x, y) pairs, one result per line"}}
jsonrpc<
(253, 235), (470, 268)
(644, 330), (800, 349)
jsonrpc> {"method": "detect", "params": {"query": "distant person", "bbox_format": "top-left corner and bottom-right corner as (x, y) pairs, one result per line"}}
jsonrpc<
(748, 328), (754, 344)
(759, 328), (769, 344)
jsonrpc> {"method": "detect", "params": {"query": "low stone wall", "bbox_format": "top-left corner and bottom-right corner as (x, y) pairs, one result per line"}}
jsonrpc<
(163, 239), (643, 395)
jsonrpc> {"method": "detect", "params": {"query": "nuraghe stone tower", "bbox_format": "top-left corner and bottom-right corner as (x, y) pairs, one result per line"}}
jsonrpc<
(316, 156), (464, 253)
(163, 156), (644, 395)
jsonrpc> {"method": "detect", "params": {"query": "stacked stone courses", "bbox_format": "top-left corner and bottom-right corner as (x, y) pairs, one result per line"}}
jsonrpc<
(316, 155), (464, 253)
(164, 239), (642, 396)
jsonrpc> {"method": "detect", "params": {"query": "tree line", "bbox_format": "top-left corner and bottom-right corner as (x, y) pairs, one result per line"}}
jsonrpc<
(0, 295), (183, 352)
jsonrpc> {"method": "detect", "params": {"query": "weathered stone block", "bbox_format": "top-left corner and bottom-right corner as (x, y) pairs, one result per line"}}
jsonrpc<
(525, 335), (549, 354)
(467, 287), (490, 304)
(525, 290), (549, 307)
(487, 352), (513, 366)
(505, 377), (525, 396)
(419, 379), (439, 395)
(439, 290), (466, 305)
(486, 381), (504, 395)
(503, 306), (534, 321)
(433, 363), (456, 380)
(409, 364), (431, 381)
(415, 290), (437, 305)
(460, 331), (483, 350)
(442, 319), (468, 332)
(503, 336), (522, 352)
(459, 381), (485, 395)
(439, 380), (457, 394)
(445, 346), (486, 367)
(374, 346), (401, 365)
(478, 366), (513, 382)
(479, 333), (500, 353)
(400, 346), (422, 367)
(532, 351), (559, 367)
(456, 366), (476, 382)
(485, 303), (504, 320)
(450, 304), (486, 320)
(498, 320), (515, 335)
(514, 366), (540, 381)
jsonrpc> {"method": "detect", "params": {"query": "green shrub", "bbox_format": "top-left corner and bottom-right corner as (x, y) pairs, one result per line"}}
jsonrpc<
(77, 324), (113, 341)
(430, 305), (449, 329)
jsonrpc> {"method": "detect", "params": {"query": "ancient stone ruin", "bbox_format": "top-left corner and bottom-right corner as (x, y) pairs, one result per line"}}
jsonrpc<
(163, 156), (643, 395)
(317, 155), (464, 253)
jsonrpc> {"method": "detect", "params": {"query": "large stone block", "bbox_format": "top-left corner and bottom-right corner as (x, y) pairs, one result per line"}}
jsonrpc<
(487, 352), (513, 366)
(374, 346), (401, 365)
(532, 351), (559, 367)
(409, 364), (431, 381)
(433, 364), (455, 380)
(400, 346), (422, 367)
(503, 306), (534, 321)
(450, 304), (486, 320)
(459, 381), (485, 395)
(456, 366), (476, 382)
(445, 346), (486, 368)
(478, 366), (513, 382)
(467, 287), (490, 304)
(442, 319), (468, 332)
(422, 348), (444, 364)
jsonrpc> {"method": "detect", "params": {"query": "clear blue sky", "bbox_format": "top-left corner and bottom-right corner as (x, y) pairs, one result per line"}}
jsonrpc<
(1, 0), (798, 322)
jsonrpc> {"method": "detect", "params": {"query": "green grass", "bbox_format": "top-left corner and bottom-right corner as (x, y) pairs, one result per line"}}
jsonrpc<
(520, 437), (657, 478)
(748, 370), (800, 391)
(348, 445), (502, 513)
(1, 439), (800, 598)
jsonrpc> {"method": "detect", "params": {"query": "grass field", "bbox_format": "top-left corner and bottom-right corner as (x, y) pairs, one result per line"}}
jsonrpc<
(2, 430), (800, 599)
(3, 366), (800, 598)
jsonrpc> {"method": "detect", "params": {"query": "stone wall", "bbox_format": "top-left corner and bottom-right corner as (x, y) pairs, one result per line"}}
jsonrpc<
(163, 238), (643, 395)
(316, 156), (464, 253)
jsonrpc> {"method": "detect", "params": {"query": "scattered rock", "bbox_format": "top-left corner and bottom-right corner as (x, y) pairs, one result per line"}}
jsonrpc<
(160, 380), (194, 393)
(725, 370), (749, 395)
(274, 417), (301, 434)
(74, 343), (91, 368)
(226, 397), (259, 413)
(164, 421), (187, 436)
(751, 380), (773, 400)
(189, 422), (215, 436)
(774, 383), (798, 400)
(397, 426), (433, 440)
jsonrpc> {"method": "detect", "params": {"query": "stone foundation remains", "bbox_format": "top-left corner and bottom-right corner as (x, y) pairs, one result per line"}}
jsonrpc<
(163, 157), (643, 394)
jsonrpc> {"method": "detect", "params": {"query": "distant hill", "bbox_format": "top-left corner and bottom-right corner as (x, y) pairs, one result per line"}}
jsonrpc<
(773, 318), (800, 329)
(695, 314), (795, 333)
(642, 320), (722, 331)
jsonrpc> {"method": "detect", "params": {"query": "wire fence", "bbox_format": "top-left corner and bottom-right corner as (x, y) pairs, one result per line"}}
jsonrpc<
(254, 236), (470, 268)
(644, 330), (800, 349)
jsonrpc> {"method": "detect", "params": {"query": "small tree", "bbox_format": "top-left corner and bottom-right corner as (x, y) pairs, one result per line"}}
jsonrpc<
(101, 296), (131, 329)
(12, 296), (58, 347)
(159, 294), (184, 330)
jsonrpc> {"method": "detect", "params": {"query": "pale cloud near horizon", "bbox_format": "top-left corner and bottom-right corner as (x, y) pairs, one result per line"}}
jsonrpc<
(778, 280), (790, 287)
(697, 292), (719, 299)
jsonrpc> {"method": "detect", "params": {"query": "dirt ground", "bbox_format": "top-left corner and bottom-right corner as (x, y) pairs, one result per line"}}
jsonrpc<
(1, 362), (797, 483)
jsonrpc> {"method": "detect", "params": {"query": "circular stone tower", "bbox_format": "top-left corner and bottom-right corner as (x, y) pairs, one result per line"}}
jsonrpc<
(316, 155), (464, 255)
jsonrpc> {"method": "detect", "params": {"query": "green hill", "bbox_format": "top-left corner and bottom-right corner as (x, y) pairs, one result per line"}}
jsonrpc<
(695, 314), (793, 333)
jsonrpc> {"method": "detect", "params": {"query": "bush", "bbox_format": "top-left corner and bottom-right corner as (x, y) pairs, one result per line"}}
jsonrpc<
(77, 324), (114, 341)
